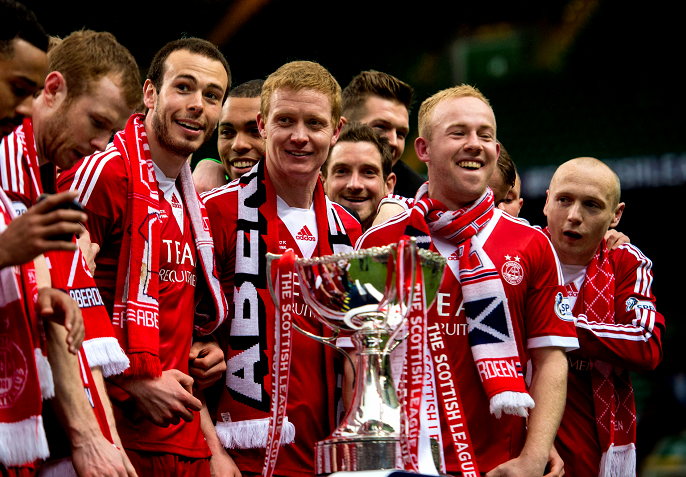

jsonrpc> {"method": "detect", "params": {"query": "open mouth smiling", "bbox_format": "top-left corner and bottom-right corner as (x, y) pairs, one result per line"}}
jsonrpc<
(458, 160), (482, 170)
(176, 119), (203, 132)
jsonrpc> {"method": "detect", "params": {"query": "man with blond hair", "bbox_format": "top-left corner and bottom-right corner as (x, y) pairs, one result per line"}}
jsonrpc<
(202, 60), (361, 476)
(544, 157), (664, 477)
(357, 84), (578, 476)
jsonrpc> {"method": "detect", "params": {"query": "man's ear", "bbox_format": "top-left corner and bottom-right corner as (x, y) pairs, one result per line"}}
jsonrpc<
(330, 118), (344, 147)
(415, 137), (430, 164)
(143, 79), (156, 111)
(542, 189), (550, 217)
(610, 202), (625, 228)
(42, 71), (67, 109)
(385, 172), (396, 195)
(340, 115), (348, 126)
(257, 112), (267, 140)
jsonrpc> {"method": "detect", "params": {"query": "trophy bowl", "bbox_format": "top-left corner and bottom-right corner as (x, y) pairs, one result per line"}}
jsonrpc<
(267, 239), (446, 475)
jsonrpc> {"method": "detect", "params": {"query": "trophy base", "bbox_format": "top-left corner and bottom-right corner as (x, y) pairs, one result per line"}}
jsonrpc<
(315, 436), (402, 475)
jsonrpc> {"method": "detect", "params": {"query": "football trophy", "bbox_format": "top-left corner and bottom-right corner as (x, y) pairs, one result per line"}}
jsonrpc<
(267, 238), (446, 474)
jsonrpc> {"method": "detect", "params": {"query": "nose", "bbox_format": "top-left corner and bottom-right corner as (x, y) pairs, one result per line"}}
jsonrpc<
(463, 131), (482, 153)
(90, 131), (110, 152)
(14, 95), (34, 121)
(232, 131), (250, 153)
(188, 91), (204, 113)
(347, 171), (363, 191)
(567, 202), (583, 224)
(290, 122), (308, 146)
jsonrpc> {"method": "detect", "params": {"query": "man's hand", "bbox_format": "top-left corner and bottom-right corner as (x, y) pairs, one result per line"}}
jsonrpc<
(189, 339), (226, 390)
(37, 287), (84, 354)
(122, 369), (202, 427)
(193, 160), (228, 194)
(605, 229), (630, 250)
(210, 447), (242, 477)
(486, 455), (544, 477)
(0, 190), (87, 269)
(71, 432), (134, 477)
(77, 228), (100, 274)
(545, 445), (565, 477)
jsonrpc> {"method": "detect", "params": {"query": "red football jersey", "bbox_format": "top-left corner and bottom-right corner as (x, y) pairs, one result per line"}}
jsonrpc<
(58, 154), (209, 458)
(555, 243), (664, 477)
(357, 209), (579, 474)
(203, 180), (361, 477)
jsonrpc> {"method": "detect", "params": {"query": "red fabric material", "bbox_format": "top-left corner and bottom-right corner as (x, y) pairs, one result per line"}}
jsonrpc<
(0, 190), (48, 467)
(201, 160), (361, 476)
(358, 210), (577, 473)
(554, 238), (664, 476)
(125, 449), (210, 477)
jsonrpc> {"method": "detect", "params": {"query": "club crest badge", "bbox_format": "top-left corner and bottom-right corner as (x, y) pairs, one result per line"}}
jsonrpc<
(0, 334), (29, 409)
(501, 255), (524, 285)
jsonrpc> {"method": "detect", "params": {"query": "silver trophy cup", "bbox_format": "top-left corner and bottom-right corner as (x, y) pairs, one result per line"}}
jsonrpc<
(267, 238), (446, 475)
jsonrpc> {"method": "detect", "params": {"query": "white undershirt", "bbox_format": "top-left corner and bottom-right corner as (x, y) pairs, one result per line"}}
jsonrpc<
(276, 195), (318, 259)
(153, 162), (184, 232)
(560, 263), (588, 310)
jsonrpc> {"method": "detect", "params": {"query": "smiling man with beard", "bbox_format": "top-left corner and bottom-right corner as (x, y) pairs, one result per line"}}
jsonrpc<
(321, 121), (395, 231)
(58, 38), (238, 477)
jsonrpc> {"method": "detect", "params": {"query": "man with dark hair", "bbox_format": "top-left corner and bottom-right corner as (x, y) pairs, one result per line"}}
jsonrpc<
(202, 60), (361, 476)
(545, 157), (663, 477)
(0, 0), (49, 137)
(342, 70), (424, 198)
(193, 79), (264, 192)
(321, 121), (395, 231)
(488, 143), (516, 206)
(58, 37), (235, 476)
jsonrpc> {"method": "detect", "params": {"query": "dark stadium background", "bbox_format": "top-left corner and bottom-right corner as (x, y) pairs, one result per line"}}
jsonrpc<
(23, 0), (685, 473)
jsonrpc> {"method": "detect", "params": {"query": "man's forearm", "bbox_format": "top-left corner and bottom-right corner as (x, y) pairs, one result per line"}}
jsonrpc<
(520, 347), (568, 472)
(46, 321), (103, 445)
(91, 366), (123, 447)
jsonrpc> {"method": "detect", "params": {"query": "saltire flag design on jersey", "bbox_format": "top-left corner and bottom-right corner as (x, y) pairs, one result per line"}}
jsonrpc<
(406, 184), (533, 418)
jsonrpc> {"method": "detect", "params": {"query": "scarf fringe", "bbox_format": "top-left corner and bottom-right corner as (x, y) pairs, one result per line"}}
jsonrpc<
(489, 391), (535, 419)
(215, 417), (296, 449)
(37, 457), (78, 477)
(122, 351), (162, 379)
(0, 415), (50, 467)
(34, 348), (54, 400)
(599, 444), (636, 477)
(82, 337), (130, 378)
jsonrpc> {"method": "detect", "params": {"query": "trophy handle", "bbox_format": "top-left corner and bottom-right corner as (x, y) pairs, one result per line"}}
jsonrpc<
(292, 324), (356, 386)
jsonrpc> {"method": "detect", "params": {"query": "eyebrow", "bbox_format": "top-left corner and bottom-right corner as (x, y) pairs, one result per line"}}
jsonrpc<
(176, 74), (225, 93)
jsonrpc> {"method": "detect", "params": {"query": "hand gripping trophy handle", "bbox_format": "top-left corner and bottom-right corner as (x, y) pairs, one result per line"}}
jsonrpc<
(265, 238), (446, 475)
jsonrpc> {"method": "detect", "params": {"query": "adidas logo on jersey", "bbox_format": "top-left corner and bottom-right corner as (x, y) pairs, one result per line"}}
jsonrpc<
(448, 251), (459, 261)
(296, 225), (316, 242)
(171, 194), (183, 209)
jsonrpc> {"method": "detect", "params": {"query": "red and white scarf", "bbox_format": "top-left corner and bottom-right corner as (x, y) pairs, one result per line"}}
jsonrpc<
(0, 189), (50, 467)
(408, 184), (533, 416)
(576, 240), (636, 477)
(111, 114), (228, 378)
(401, 185), (533, 469)
(215, 159), (353, 475)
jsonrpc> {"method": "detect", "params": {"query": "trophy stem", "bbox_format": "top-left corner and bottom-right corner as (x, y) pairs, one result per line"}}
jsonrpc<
(315, 326), (403, 475)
